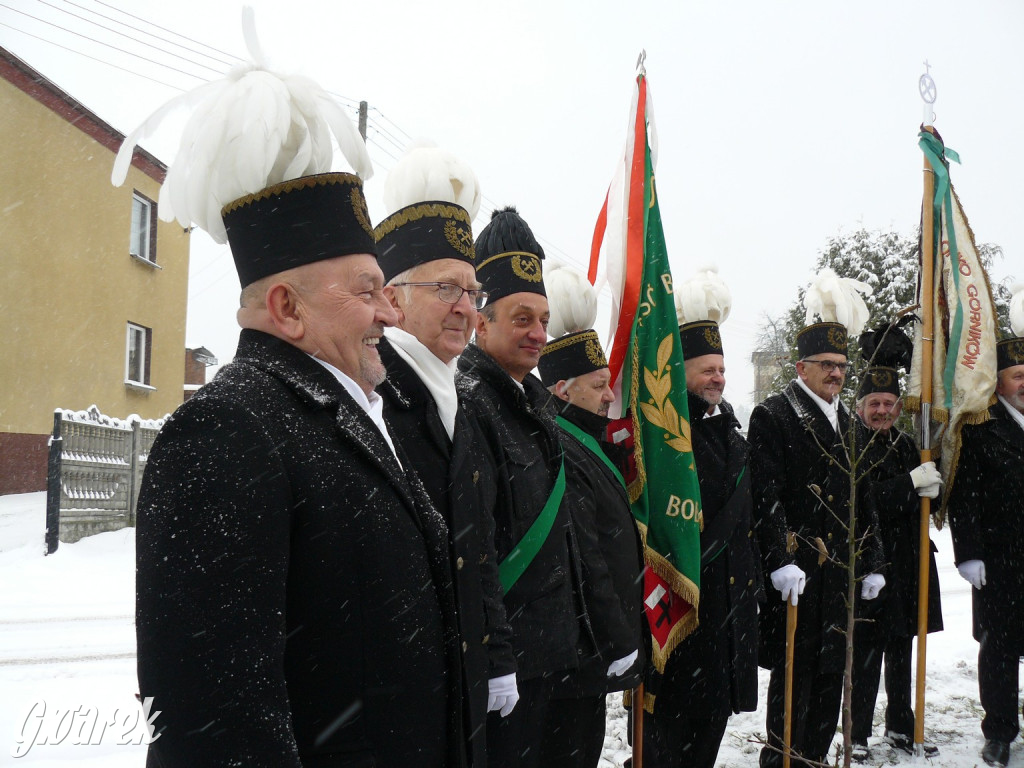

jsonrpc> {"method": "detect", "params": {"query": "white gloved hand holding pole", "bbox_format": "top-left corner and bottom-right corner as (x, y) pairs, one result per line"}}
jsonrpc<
(606, 649), (639, 678)
(861, 572), (886, 600)
(770, 563), (806, 606)
(487, 673), (519, 717)
(957, 559), (986, 590)
(910, 462), (942, 498)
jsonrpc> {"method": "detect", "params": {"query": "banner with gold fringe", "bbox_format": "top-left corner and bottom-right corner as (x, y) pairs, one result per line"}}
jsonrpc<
(589, 72), (702, 677)
(905, 129), (999, 519)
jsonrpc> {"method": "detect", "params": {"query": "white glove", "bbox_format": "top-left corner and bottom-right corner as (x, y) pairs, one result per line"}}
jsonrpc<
(607, 649), (639, 678)
(487, 673), (519, 717)
(861, 572), (886, 600)
(957, 559), (986, 590)
(770, 563), (806, 606)
(910, 462), (942, 498)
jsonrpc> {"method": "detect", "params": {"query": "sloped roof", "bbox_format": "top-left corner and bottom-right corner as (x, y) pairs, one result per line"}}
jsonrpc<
(0, 44), (167, 183)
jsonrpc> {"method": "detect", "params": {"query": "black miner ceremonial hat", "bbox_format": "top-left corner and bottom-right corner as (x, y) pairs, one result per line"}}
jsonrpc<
(679, 320), (724, 360)
(797, 322), (848, 359)
(538, 329), (609, 387)
(857, 366), (901, 399)
(374, 202), (476, 283)
(222, 173), (377, 289)
(474, 206), (546, 303)
(997, 336), (1024, 371)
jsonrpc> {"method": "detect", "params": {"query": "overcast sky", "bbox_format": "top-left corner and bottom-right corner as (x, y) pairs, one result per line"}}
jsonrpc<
(3, 0), (1021, 412)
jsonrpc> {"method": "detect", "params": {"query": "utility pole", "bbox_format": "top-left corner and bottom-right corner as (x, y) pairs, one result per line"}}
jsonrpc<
(358, 100), (368, 141)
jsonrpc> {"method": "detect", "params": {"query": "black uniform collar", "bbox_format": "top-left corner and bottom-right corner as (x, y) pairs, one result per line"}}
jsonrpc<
(458, 343), (547, 412)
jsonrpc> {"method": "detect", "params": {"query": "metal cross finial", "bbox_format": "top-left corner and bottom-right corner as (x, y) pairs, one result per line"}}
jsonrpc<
(919, 60), (937, 125)
(636, 49), (647, 76)
(923, 59), (932, 75)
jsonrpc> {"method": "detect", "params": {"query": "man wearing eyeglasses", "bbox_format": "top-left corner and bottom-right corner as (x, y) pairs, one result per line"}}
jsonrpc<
(375, 199), (517, 768)
(748, 321), (885, 768)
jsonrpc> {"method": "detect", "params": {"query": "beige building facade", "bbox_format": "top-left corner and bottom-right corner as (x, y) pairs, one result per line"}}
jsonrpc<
(0, 46), (190, 494)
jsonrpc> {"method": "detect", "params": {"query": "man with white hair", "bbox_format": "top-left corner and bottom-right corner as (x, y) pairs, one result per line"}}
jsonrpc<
(847, 325), (943, 762)
(375, 194), (516, 768)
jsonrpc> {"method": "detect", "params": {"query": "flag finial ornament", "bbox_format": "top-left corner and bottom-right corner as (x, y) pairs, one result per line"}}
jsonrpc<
(920, 61), (937, 126)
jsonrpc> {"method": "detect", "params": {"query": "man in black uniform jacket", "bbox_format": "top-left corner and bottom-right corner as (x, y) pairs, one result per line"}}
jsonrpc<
(374, 193), (516, 767)
(749, 319), (885, 768)
(948, 335), (1024, 768)
(535, 266), (645, 768)
(643, 313), (762, 768)
(136, 173), (463, 767)
(456, 207), (583, 768)
(848, 335), (943, 762)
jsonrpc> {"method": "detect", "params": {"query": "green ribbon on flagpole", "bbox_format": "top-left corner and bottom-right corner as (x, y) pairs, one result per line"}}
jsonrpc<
(556, 415), (626, 489)
(918, 130), (963, 412)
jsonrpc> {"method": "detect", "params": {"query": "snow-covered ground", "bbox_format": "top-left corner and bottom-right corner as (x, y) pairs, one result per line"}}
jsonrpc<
(0, 491), (1013, 766)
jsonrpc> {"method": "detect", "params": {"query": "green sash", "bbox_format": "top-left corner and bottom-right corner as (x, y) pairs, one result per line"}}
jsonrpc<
(555, 415), (626, 489)
(498, 452), (566, 592)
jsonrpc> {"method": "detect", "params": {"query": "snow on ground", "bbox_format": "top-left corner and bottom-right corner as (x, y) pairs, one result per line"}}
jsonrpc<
(0, 491), (1014, 766)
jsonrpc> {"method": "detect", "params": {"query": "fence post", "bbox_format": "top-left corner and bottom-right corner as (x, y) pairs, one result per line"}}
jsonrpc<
(129, 420), (141, 526)
(45, 412), (63, 555)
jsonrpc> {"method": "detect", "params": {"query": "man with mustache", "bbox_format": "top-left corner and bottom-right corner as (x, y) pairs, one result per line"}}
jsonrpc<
(136, 173), (463, 767)
(948, 331), (1024, 768)
(374, 191), (516, 768)
(457, 207), (583, 768)
(847, 330), (943, 762)
(748, 317), (885, 768)
(642, 296), (761, 768)
(535, 265), (645, 768)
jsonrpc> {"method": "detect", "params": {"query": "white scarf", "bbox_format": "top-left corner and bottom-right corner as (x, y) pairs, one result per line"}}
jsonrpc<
(385, 327), (459, 440)
(309, 355), (400, 462)
(998, 394), (1024, 434)
(795, 377), (840, 433)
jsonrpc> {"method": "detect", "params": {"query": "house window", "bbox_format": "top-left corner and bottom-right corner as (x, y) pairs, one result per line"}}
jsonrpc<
(126, 322), (152, 387)
(130, 192), (157, 264)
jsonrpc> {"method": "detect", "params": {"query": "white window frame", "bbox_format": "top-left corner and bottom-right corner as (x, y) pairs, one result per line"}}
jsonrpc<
(125, 322), (154, 390)
(130, 192), (158, 265)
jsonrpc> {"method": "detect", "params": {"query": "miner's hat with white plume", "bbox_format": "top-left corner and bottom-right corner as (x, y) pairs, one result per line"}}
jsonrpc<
(996, 283), (1024, 371)
(474, 206), (546, 303)
(374, 141), (481, 282)
(796, 268), (872, 359)
(538, 264), (607, 387)
(110, 8), (375, 288)
(856, 317), (914, 399)
(675, 267), (731, 360)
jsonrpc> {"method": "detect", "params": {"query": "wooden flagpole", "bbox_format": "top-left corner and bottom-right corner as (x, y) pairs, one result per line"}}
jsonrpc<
(914, 123), (937, 755)
(632, 684), (644, 767)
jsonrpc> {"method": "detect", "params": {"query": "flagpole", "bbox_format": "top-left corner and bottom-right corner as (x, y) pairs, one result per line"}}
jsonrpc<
(632, 685), (644, 767)
(914, 66), (938, 755)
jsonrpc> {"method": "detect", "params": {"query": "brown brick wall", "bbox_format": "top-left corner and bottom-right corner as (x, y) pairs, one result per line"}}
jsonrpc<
(0, 432), (49, 495)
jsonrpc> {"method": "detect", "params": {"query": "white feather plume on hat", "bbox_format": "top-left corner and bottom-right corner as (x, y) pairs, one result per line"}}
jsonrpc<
(546, 264), (597, 339)
(110, 6), (372, 244)
(803, 267), (873, 336)
(1010, 283), (1024, 337)
(383, 140), (481, 220)
(674, 267), (732, 326)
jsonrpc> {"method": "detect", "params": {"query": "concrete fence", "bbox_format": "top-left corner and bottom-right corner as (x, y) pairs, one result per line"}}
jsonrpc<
(45, 405), (167, 554)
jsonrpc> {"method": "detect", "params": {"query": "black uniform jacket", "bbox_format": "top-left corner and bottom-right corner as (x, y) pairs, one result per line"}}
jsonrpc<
(653, 395), (762, 718)
(854, 422), (942, 638)
(378, 338), (515, 767)
(947, 401), (1024, 652)
(456, 343), (581, 680)
(748, 381), (883, 670)
(549, 400), (647, 698)
(136, 330), (461, 768)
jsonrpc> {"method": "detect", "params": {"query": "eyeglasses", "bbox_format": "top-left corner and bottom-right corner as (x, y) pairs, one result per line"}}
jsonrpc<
(801, 359), (849, 374)
(391, 282), (489, 309)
